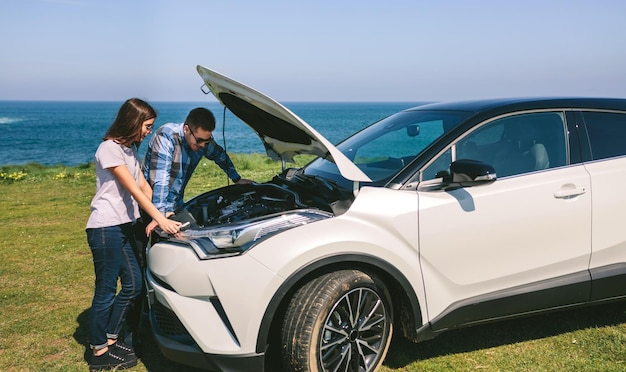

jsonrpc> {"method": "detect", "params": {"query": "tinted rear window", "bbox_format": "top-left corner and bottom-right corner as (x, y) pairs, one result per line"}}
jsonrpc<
(582, 112), (626, 160)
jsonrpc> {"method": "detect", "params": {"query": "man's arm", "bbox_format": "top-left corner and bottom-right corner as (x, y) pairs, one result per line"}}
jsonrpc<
(204, 140), (244, 182)
(146, 132), (176, 214)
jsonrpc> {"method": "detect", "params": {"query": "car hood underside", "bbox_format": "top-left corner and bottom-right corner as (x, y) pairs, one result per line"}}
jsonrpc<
(196, 65), (371, 183)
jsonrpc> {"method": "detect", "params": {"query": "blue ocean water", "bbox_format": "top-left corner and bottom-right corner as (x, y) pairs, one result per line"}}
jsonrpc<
(0, 101), (422, 166)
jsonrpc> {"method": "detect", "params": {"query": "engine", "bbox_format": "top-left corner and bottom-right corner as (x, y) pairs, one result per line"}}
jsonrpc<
(177, 183), (308, 227)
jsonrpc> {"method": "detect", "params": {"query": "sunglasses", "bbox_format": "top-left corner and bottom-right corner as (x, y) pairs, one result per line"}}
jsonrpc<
(187, 126), (213, 144)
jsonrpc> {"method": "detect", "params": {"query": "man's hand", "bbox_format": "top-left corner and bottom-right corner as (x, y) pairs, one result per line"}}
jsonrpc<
(145, 220), (159, 236)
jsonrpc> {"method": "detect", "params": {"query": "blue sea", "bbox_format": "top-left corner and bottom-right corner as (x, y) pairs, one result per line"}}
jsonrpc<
(0, 101), (423, 166)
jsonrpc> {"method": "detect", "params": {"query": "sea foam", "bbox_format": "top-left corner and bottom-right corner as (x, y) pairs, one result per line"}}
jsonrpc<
(0, 117), (22, 124)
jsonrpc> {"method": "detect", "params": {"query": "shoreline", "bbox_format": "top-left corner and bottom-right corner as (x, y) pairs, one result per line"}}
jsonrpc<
(0, 152), (269, 169)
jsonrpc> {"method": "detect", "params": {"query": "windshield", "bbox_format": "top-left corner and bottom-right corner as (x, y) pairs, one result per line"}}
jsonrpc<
(303, 110), (472, 187)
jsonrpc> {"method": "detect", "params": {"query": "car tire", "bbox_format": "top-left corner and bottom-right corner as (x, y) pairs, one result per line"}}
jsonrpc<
(281, 269), (393, 372)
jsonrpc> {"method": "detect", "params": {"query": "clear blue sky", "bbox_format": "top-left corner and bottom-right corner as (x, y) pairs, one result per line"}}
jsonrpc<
(1, 0), (625, 102)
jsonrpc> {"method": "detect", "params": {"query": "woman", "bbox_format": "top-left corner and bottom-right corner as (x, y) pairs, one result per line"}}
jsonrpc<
(85, 98), (181, 371)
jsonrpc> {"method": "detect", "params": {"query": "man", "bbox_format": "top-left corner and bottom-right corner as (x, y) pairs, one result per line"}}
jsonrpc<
(124, 107), (252, 352)
(142, 107), (253, 231)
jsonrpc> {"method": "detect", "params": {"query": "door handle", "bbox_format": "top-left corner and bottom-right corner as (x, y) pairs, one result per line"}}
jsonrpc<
(553, 187), (587, 199)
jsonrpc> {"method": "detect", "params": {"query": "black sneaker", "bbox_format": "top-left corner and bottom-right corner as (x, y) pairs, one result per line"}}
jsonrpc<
(110, 340), (135, 356)
(89, 350), (137, 371)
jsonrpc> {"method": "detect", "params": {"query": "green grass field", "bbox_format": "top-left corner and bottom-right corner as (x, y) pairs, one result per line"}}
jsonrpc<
(1, 156), (626, 371)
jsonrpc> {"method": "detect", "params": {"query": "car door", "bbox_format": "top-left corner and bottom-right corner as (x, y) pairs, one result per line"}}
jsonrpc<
(577, 110), (626, 300)
(416, 110), (592, 330)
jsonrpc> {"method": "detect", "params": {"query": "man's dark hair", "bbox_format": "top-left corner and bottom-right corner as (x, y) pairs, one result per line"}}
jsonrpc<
(185, 107), (216, 131)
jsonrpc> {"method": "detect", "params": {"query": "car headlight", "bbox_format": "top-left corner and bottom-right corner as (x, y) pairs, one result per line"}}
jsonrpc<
(171, 209), (332, 259)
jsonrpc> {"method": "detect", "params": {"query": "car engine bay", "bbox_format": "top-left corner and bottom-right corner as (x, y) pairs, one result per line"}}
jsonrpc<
(171, 170), (354, 230)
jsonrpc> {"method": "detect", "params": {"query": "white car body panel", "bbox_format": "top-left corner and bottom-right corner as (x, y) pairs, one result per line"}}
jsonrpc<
(148, 247), (281, 354)
(585, 157), (626, 269)
(418, 166), (592, 319)
(246, 186), (428, 320)
(148, 272), (243, 352)
(248, 187), (419, 273)
(148, 241), (216, 297)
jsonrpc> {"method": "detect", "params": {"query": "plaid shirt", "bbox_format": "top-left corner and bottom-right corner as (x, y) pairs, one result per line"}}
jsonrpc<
(142, 122), (240, 214)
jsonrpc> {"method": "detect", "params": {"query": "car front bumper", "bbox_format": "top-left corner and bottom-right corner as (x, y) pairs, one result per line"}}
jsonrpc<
(147, 275), (266, 371)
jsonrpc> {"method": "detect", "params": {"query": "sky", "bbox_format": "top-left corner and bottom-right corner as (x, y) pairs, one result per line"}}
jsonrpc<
(1, 0), (625, 103)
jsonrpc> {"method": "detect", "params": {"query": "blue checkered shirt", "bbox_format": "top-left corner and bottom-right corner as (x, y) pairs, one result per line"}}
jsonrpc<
(142, 122), (240, 214)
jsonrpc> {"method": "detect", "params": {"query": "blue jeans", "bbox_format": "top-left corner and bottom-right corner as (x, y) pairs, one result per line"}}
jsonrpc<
(86, 223), (142, 350)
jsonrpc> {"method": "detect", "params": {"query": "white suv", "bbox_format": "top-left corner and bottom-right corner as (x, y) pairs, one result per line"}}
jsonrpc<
(145, 65), (626, 372)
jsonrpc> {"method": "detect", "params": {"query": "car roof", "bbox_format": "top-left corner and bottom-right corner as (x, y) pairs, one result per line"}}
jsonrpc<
(406, 97), (626, 114)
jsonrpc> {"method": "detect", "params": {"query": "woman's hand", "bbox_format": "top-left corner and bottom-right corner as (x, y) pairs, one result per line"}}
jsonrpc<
(157, 218), (182, 235)
(145, 212), (178, 237)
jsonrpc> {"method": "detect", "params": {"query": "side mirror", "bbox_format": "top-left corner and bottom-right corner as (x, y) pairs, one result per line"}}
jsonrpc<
(443, 159), (496, 189)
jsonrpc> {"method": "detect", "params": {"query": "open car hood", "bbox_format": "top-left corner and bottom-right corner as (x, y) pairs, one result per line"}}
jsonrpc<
(196, 65), (371, 182)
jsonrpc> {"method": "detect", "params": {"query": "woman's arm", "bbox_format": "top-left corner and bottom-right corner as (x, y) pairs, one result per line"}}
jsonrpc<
(139, 171), (153, 201)
(109, 164), (181, 235)
(139, 171), (176, 236)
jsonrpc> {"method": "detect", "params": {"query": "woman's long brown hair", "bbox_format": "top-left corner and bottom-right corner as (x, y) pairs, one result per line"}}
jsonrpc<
(103, 98), (156, 147)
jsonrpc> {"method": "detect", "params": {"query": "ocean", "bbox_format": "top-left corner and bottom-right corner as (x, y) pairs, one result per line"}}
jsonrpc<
(0, 101), (423, 166)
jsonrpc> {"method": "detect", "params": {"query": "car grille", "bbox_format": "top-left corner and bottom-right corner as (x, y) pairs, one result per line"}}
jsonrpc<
(151, 301), (195, 345)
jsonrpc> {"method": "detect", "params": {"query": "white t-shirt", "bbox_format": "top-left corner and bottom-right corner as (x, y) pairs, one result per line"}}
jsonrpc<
(86, 140), (142, 229)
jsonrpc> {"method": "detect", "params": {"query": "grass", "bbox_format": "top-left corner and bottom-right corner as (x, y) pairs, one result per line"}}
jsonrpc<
(1, 157), (626, 371)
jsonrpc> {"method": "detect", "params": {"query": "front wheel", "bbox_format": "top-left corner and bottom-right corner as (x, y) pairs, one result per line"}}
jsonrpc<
(281, 270), (393, 372)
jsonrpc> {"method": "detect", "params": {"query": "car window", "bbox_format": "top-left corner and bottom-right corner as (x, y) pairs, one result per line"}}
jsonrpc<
(421, 148), (451, 181)
(582, 111), (626, 160)
(423, 112), (567, 180)
(353, 120), (443, 163)
(348, 119), (445, 181)
(305, 110), (471, 187)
